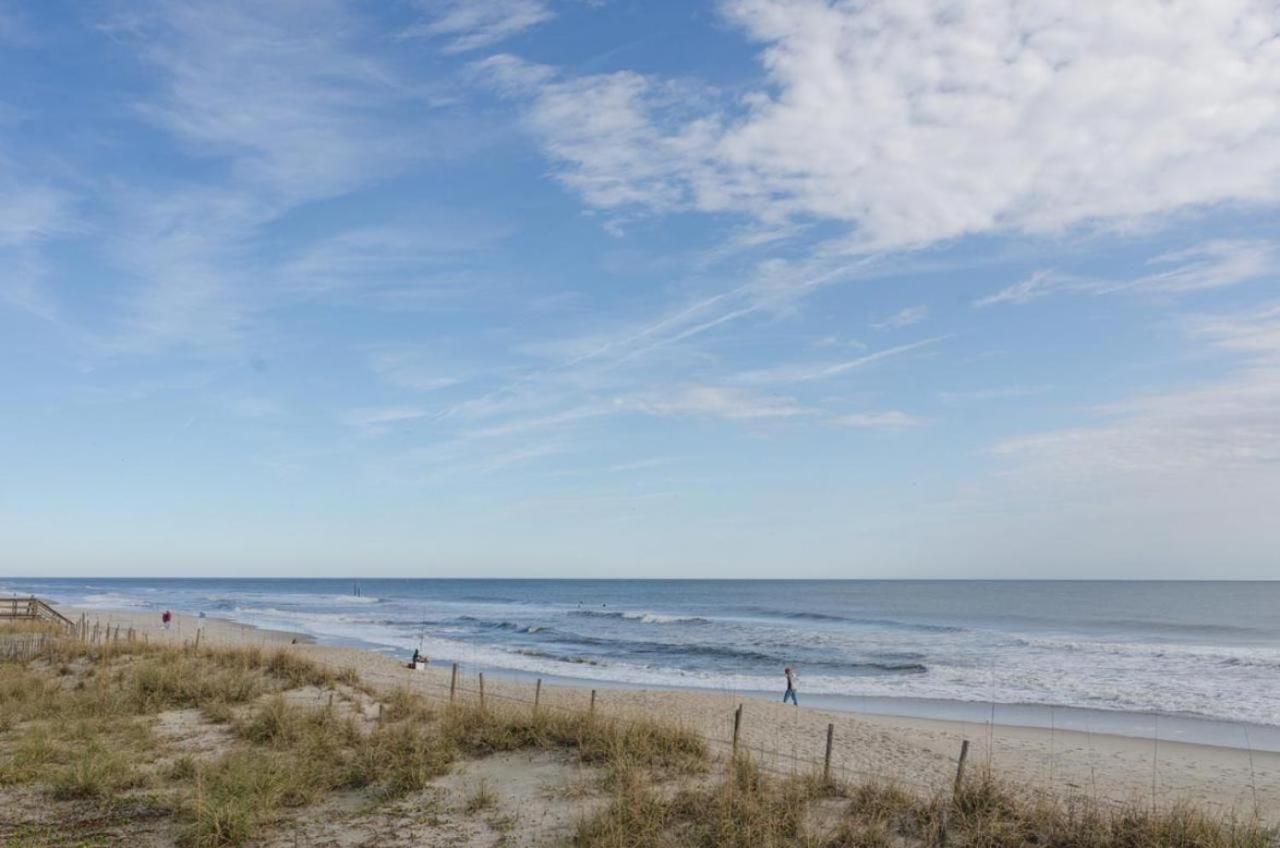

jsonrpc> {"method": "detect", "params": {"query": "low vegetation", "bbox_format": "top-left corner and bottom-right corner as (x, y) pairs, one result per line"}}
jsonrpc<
(2, 623), (1273, 847)
(0, 624), (704, 847)
(576, 755), (1276, 848)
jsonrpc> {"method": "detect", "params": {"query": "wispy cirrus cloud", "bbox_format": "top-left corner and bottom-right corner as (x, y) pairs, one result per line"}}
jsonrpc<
(0, 173), (74, 319)
(736, 337), (940, 385)
(938, 385), (1049, 404)
(403, 0), (554, 54)
(976, 240), (1279, 307)
(990, 303), (1280, 481)
(621, 386), (814, 421)
(0, 180), (71, 248)
(871, 305), (928, 330)
(340, 406), (432, 430)
(832, 410), (925, 429)
(99, 0), (452, 355)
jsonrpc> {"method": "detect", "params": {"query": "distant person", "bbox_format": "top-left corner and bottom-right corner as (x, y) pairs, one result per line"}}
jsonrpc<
(410, 648), (426, 668)
(162, 610), (172, 631)
(783, 666), (798, 705)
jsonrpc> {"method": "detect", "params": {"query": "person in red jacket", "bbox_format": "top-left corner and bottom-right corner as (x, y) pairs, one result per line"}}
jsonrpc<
(162, 609), (172, 631)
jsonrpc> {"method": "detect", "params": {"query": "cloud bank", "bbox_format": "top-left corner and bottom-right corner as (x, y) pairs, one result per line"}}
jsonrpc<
(490, 0), (1280, 248)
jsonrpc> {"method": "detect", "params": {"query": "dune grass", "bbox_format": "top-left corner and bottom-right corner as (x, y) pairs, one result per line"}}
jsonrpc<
(0, 630), (707, 846)
(179, 690), (708, 846)
(576, 756), (1276, 848)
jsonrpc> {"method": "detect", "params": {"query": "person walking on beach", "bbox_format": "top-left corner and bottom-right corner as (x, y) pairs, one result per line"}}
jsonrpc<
(162, 610), (172, 631)
(783, 666), (798, 705)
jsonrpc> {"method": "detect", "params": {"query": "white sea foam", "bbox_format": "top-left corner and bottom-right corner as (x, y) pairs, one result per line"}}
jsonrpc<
(80, 592), (151, 609)
(625, 611), (704, 624)
(220, 602), (1280, 727)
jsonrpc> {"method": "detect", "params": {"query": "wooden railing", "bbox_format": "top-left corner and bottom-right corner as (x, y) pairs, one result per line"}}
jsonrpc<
(0, 596), (75, 630)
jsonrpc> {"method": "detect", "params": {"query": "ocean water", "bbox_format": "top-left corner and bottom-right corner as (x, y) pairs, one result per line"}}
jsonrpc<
(5, 578), (1279, 736)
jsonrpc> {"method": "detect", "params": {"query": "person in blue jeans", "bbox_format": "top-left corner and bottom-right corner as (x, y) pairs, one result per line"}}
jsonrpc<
(783, 666), (798, 705)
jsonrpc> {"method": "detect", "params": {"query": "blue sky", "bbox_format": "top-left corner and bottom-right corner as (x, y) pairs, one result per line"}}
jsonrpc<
(2, 0), (1278, 578)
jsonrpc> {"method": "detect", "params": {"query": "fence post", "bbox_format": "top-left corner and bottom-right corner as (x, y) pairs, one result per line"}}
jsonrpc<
(823, 723), (835, 783)
(954, 739), (970, 795)
(450, 663), (458, 703)
(938, 739), (970, 848)
(732, 704), (743, 759)
(589, 689), (596, 717)
(1151, 713), (1159, 815)
(478, 673), (485, 710)
(534, 679), (542, 715)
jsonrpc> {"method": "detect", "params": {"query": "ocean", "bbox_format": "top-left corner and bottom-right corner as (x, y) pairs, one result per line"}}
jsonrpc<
(5, 578), (1278, 746)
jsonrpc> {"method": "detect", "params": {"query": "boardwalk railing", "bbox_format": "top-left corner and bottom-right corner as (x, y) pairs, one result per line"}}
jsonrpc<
(0, 596), (75, 631)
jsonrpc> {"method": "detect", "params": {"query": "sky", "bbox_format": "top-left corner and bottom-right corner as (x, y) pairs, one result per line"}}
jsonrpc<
(1, 0), (1278, 579)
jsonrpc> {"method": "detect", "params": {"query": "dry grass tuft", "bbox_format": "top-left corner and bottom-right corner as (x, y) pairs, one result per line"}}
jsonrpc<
(48, 742), (147, 800)
(465, 778), (499, 813)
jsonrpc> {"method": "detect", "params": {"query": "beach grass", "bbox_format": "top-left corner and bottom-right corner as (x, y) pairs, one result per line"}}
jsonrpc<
(1, 624), (1275, 847)
(0, 628), (706, 846)
(575, 755), (1276, 848)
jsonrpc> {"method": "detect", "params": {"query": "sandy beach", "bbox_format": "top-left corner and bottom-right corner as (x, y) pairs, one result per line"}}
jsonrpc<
(64, 605), (1280, 823)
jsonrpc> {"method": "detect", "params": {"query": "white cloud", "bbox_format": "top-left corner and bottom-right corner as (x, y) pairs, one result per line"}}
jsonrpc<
(469, 442), (563, 473)
(128, 2), (417, 201)
(737, 337), (939, 384)
(0, 182), (71, 248)
(0, 176), (73, 319)
(491, 0), (1280, 248)
(939, 385), (1049, 403)
(467, 404), (612, 439)
(405, 0), (553, 54)
(606, 457), (673, 473)
(832, 410), (924, 429)
(0, 249), (56, 320)
(977, 240), (1280, 306)
(341, 406), (432, 429)
(622, 386), (813, 421)
(478, 54), (710, 213)
(990, 304), (1280, 480)
(368, 349), (465, 393)
(871, 305), (928, 330)
(98, 1), (449, 355)
(1192, 303), (1280, 354)
(963, 302), (1280, 569)
(813, 335), (866, 350)
(1128, 240), (1280, 294)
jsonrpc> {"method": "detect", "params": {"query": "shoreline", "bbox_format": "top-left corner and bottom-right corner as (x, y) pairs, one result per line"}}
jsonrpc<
(354, 652), (1280, 754)
(61, 605), (1280, 821)
(219, 612), (1280, 755)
